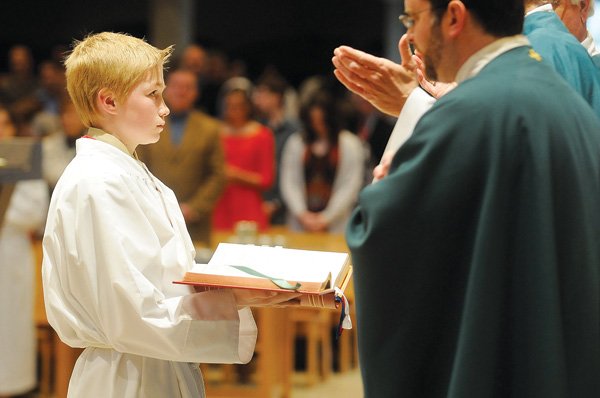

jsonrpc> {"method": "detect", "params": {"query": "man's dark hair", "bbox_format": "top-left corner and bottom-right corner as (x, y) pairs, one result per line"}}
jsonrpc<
(300, 90), (342, 146)
(255, 74), (288, 97)
(429, 0), (524, 36)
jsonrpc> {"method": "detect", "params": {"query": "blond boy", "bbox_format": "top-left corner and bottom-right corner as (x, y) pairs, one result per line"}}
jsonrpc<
(42, 32), (294, 398)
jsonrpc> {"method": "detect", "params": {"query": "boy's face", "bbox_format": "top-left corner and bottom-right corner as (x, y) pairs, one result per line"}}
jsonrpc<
(113, 70), (169, 150)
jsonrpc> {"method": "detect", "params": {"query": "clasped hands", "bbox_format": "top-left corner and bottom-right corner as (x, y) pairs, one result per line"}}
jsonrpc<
(298, 211), (328, 232)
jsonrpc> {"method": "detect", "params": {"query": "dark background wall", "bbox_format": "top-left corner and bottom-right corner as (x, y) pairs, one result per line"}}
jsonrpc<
(194, 0), (384, 85)
(0, 0), (386, 86)
(0, 1), (148, 63)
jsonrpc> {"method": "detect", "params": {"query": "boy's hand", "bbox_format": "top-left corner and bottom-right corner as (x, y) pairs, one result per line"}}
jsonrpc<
(232, 289), (302, 307)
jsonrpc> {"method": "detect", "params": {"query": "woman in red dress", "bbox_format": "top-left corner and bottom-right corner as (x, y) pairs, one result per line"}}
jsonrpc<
(213, 88), (275, 231)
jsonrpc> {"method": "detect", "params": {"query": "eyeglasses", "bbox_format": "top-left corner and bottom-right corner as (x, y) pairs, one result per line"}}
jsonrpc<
(398, 4), (447, 29)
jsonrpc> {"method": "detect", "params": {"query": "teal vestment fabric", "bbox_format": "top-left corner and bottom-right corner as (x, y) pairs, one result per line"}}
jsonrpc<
(347, 46), (600, 398)
(524, 11), (600, 117)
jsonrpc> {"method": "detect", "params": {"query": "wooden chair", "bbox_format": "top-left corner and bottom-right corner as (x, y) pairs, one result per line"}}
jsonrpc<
(202, 228), (352, 397)
(331, 276), (359, 373)
(203, 307), (291, 398)
(287, 307), (333, 386)
(331, 300), (358, 373)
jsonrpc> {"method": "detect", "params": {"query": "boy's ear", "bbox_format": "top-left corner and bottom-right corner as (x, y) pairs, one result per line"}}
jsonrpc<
(97, 88), (118, 116)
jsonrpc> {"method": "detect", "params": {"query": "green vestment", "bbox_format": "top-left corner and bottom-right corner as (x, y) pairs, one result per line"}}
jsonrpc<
(346, 46), (600, 397)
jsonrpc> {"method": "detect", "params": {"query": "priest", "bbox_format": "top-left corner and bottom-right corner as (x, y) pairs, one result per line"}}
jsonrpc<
(345, 0), (600, 397)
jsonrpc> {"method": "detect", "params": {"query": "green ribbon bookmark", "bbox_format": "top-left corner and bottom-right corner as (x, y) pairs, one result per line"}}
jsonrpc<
(229, 265), (302, 291)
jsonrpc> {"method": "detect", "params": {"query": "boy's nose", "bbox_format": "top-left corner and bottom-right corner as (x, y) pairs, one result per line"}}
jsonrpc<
(159, 103), (170, 118)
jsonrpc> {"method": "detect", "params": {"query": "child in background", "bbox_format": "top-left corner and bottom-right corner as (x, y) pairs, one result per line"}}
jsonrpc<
(42, 32), (296, 398)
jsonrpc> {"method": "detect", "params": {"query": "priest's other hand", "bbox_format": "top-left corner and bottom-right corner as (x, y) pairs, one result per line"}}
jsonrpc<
(373, 151), (393, 182)
(413, 51), (457, 99)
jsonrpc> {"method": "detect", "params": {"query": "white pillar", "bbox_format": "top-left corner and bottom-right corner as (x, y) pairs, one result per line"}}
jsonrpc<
(149, 0), (195, 57)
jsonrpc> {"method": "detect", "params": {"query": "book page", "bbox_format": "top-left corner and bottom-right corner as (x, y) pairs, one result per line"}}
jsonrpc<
(190, 243), (349, 285)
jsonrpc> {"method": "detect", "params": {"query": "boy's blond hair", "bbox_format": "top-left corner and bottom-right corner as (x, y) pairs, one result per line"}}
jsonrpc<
(64, 32), (173, 127)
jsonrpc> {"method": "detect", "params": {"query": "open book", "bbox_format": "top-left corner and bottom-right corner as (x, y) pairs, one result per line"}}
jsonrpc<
(175, 243), (353, 309)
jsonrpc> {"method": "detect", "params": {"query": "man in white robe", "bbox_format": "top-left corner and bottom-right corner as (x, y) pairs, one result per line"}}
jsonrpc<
(0, 104), (49, 398)
(0, 180), (48, 397)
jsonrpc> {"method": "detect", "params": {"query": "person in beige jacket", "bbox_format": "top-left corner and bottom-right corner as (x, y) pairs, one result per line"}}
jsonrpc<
(138, 68), (225, 246)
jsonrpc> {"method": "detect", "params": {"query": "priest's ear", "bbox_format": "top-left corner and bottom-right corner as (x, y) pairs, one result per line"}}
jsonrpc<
(97, 88), (118, 116)
(446, 0), (468, 39)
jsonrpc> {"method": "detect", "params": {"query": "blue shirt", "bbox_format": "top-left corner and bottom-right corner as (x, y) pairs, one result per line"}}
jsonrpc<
(169, 112), (189, 146)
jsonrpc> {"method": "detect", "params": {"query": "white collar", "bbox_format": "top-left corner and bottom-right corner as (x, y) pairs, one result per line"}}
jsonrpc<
(525, 3), (553, 17)
(455, 35), (531, 83)
(582, 32), (600, 57)
(86, 127), (135, 158)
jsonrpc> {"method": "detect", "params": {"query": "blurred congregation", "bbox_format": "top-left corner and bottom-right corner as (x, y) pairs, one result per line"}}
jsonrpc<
(0, 2), (397, 395)
(3, 0), (600, 397)
(0, 38), (397, 238)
